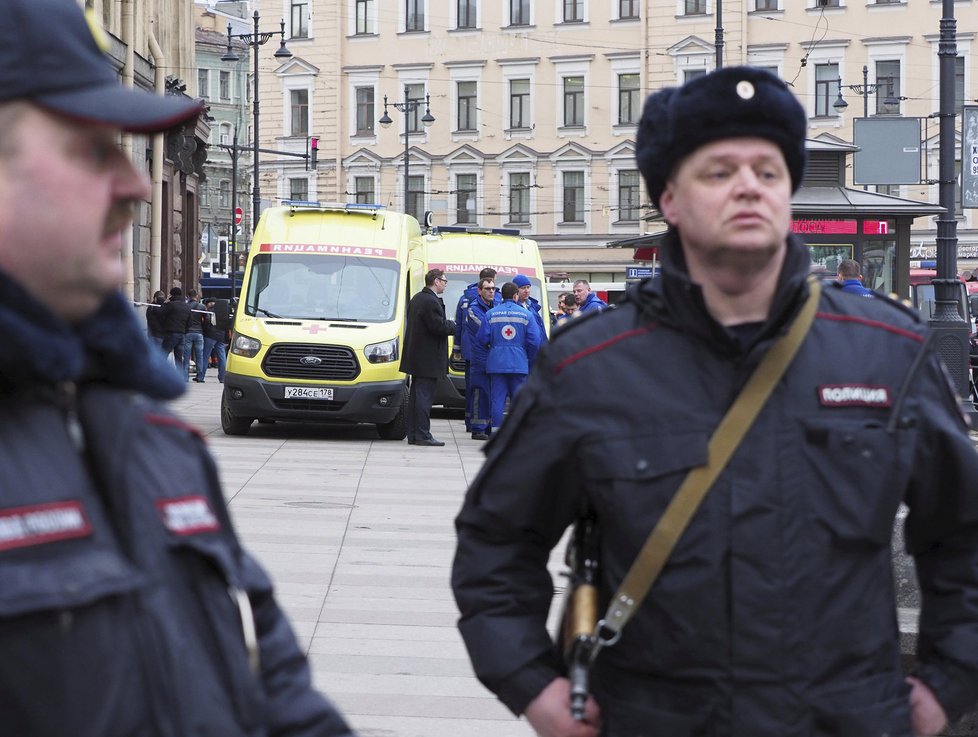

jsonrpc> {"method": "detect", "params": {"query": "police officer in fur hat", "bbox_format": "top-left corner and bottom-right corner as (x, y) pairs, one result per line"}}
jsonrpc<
(452, 66), (978, 737)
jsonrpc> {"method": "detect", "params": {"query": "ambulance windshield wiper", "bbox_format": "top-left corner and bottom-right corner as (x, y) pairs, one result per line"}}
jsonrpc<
(254, 306), (281, 318)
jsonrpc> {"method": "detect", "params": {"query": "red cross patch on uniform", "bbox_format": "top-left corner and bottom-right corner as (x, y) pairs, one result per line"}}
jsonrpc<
(501, 325), (516, 340)
(156, 495), (221, 535)
(0, 501), (93, 551)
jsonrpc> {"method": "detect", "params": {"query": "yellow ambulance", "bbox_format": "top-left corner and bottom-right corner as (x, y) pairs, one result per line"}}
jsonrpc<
(221, 202), (421, 438)
(407, 225), (550, 407)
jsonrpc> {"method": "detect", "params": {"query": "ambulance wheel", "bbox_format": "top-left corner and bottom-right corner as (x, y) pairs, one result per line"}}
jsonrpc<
(221, 394), (253, 436)
(376, 391), (408, 440)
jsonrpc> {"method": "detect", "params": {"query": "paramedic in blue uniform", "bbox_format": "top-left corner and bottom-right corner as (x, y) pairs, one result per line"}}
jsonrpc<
(513, 274), (548, 355)
(452, 66), (978, 737)
(454, 267), (500, 431)
(0, 1), (356, 735)
(466, 277), (497, 440)
(476, 282), (541, 431)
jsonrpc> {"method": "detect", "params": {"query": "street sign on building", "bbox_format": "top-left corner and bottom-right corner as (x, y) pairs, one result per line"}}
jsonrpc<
(626, 266), (658, 280)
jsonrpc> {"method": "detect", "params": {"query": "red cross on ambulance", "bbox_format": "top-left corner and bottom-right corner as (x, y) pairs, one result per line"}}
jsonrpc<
(501, 324), (517, 340)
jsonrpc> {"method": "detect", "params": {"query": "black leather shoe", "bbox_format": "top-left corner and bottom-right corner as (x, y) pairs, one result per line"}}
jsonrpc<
(407, 438), (417, 445)
(471, 432), (489, 441)
(193, 378), (205, 383)
(415, 438), (445, 447)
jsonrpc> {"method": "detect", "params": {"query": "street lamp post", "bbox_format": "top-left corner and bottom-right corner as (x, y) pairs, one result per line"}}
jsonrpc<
(378, 86), (435, 218)
(832, 65), (883, 119)
(221, 11), (292, 235)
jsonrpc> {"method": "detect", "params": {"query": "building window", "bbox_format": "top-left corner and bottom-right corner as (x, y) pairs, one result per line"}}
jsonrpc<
(562, 172), (585, 222)
(219, 123), (231, 146)
(510, 0), (529, 26)
(684, 69), (706, 83)
(818, 0), (840, 5)
(876, 60), (900, 115)
(219, 180), (230, 208)
(290, 90), (309, 137)
(200, 187), (209, 208)
(355, 177), (375, 204)
(356, 0), (374, 34)
(356, 87), (375, 134)
(456, 174), (477, 223)
(405, 84), (425, 133)
(618, 170), (640, 221)
(509, 172), (530, 223)
(407, 174), (425, 222)
(619, 0), (639, 18)
(406, 0), (425, 32)
(563, 0), (583, 23)
(291, 0), (309, 38)
(198, 69), (209, 99)
(814, 63), (839, 117)
(510, 79), (530, 129)
(685, 0), (706, 15)
(955, 56), (965, 114)
(755, 0), (778, 9)
(618, 73), (640, 125)
(289, 178), (308, 201)
(457, 0), (476, 28)
(563, 76), (585, 127)
(457, 81), (477, 132)
(219, 71), (230, 101)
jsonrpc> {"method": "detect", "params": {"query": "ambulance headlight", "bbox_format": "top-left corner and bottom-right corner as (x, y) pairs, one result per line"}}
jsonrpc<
(365, 337), (398, 364)
(231, 332), (261, 358)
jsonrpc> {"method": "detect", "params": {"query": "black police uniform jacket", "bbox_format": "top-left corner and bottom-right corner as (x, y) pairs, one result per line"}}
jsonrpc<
(0, 272), (354, 737)
(452, 232), (978, 737)
(400, 286), (454, 379)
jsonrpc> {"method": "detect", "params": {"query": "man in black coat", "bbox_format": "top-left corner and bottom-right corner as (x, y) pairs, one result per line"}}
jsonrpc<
(401, 268), (455, 446)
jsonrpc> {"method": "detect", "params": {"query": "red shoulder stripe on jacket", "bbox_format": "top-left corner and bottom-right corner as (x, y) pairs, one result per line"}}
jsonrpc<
(553, 324), (657, 375)
(144, 413), (206, 442)
(816, 312), (924, 343)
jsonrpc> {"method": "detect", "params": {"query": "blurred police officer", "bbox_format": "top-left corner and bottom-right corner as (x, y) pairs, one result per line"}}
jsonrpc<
(452, 67), (978, 737)
(0, 1), (355, 735)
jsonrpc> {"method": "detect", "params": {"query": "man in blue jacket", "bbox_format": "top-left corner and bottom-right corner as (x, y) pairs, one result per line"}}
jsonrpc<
(572, 279), (608, 314)
(476, 282), (541, 431)
(836, 258), (874, 297)
(453, 267), (500, 431)
(0, 2), (355, 735)
(513, 274), (548, 361)
(465, 277), (497, 440)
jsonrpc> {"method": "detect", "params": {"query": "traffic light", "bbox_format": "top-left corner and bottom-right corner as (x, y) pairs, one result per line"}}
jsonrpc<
(309, 136), (318, 169)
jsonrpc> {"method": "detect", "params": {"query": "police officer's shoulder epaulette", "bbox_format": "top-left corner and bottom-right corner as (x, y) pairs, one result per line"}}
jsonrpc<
(874, 290), (923, 322)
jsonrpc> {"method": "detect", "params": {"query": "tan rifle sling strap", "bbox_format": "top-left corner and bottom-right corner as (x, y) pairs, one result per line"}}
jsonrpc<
(590, 277), (821, 658)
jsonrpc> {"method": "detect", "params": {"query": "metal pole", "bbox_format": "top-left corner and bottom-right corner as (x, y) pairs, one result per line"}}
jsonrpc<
(714, 0), (723, 70)
(251, 10), (261, 234)
(403, 85), (410, 217)
(230, 128), (238, 297)
(862, 65), (869, 118)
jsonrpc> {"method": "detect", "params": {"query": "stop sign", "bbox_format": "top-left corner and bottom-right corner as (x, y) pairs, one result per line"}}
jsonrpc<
(234, 207), (243, 225)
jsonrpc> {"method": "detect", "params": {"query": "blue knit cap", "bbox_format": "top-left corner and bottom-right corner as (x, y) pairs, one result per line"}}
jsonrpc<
(512, 274), (532, 288)
(636, 66), (807, 208)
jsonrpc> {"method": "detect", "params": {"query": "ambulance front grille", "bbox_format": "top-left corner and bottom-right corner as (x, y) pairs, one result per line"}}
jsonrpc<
(263, 343), (360, 381)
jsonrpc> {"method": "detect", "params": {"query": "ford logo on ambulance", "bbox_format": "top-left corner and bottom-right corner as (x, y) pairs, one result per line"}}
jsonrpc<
(299, 356), (322, 366)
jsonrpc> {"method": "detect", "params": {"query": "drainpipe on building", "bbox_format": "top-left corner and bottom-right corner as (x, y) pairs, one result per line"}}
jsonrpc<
(148, 22), (166, 295)
(121, 0), (136, 300)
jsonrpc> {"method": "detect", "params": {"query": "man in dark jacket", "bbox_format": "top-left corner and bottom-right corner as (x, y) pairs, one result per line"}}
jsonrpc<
(201, 297), (229, 383)
(401, 268), (456, 446)
(159, 286), (191, 374)
(452, 66), (978, 737)
(184, 288), (206, 382)
(0, 2), (356, 735)
(145, 289), (166, 350)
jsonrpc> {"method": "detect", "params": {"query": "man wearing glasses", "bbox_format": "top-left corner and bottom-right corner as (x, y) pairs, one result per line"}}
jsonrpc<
(401, 269), (456, 446)
(464, 277), (497, 441)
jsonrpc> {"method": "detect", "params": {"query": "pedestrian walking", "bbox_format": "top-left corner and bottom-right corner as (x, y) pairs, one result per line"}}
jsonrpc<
(452, 66), (978, 737)
(0, 2), (356, 735)
(475, 281), (541, 431)
(201, 297), (228, 383)
(401, 268), (456, 446)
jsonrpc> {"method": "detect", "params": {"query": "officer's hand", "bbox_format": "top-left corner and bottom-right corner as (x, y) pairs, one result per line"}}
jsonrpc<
(906, 676), (947, 736)
(524, 677), (601, 737)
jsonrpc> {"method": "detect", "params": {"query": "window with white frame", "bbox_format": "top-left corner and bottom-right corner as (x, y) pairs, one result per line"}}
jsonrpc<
(684, 68), (707, 83)
(356, 87), (375, 134)
(405, 83), (425, 133)
(355, 0), (375, 34)
(289, 177), (308, 201)
(563, 0), (584, 23)
(407, 175), (425, 222)
(618, 74), (640, 125)
(198, 69), (209, 99)
(562, 171), (585, 222)
(219, 123), (232, 146)
(755, 0), (778, 9)
(619, 0), (639, 19)
(875, 60), (900, 114)
(510, 79), (531, 129)
(814, 63), (839, 117)
(511, 0), (530, 26)
(219, 71), (230, 101)
(456, 174), (477, 223)
(406, 0), (425, 32)
(509, 172), (530, 223)
(618, 170), (640, 221)
(291, 0), (309, 39)
(290, 89), (309, 137)
(355, 176), (376, 204)
(563, 77), (585, 127)
(219, 180), (230, 208)
(457, 81), (477, 132)
(457, 0), (476, 29)
(684, 0), (707, 15)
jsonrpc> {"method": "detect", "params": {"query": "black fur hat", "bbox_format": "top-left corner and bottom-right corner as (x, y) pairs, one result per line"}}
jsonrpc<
(636, 66), (807, 208)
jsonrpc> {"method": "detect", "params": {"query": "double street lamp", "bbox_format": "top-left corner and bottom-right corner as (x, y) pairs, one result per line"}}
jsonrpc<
(221, 11), (292, 234)
(379, 86), (435, 219)
(833, 65), (884, 118)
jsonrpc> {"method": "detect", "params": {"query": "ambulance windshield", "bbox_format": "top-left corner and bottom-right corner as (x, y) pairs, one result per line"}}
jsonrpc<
(244, 253), (399, 322)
